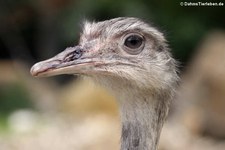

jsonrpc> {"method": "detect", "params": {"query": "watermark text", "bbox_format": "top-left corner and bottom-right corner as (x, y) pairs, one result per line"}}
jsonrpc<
(180, 2), (224, 6)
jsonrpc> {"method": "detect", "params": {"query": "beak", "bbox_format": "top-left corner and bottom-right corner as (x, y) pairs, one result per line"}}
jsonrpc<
(30, 45), (104, 77)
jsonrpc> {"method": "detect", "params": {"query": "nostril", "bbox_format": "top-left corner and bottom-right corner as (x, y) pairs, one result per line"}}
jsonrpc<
(74, 48), (83, 59)
(63, 47), (83, 62)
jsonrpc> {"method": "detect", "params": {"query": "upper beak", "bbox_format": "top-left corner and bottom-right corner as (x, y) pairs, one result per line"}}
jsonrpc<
(30, 45), (103, 77)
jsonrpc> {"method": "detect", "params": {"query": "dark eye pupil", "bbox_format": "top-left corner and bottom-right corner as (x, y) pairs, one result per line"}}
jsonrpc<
(125, 35), (143, 49)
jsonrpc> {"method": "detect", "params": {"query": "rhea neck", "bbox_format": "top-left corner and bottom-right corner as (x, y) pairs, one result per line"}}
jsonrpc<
(120, 89), (169, 150)
(93, 76), (170, 150)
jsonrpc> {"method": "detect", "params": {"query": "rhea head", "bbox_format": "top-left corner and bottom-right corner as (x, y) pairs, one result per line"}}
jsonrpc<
(31, 17), (177, 94)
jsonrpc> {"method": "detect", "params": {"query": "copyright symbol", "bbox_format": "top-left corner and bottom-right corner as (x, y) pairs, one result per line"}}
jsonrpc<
(180, 2), (183, 6)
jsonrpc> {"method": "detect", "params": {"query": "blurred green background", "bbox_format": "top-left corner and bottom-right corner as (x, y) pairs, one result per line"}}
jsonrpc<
(1, 0), (224, 63)
(0, 0), (225, 150)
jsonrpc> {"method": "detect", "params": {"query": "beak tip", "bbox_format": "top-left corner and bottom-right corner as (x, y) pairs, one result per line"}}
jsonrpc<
(30, 64), (39, 77)
(30, 60), (60, 77)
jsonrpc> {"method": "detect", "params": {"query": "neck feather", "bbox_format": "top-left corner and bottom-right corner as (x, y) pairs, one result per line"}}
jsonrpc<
(118, 90), (170, 150)
(92, 76), (171, 150)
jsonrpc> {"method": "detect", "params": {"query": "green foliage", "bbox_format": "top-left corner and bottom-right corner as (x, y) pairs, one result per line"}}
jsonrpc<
(0, 83), (33, 115)
(0, 115), (9, 133)
(0, 82), (34, 132)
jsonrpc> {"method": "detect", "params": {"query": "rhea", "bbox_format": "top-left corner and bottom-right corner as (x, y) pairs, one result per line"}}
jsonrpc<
(30, 17), (179, 150)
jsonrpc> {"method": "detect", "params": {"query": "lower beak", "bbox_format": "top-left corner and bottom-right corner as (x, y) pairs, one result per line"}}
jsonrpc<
(30, 46), (102, 77)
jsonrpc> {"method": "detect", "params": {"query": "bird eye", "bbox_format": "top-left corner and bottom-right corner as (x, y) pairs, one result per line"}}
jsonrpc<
(125, 35), (143, 49)
(123, 34), (144, 55)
